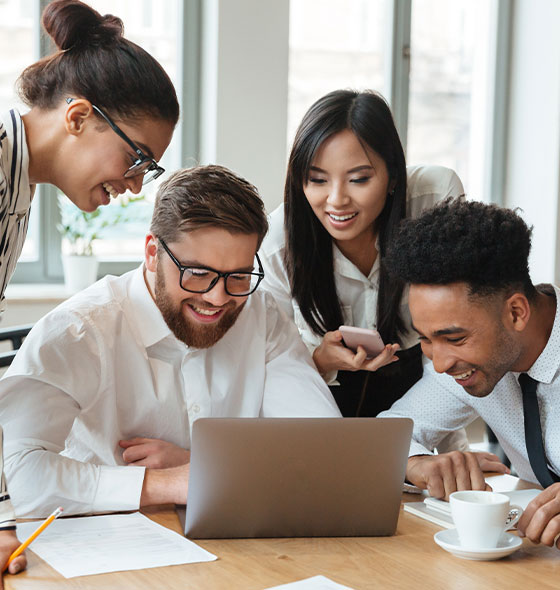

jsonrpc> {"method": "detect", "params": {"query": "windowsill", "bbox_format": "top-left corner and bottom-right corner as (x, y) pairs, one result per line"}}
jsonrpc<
(6, 262), (143, 304)
(4, 282), (70, 304)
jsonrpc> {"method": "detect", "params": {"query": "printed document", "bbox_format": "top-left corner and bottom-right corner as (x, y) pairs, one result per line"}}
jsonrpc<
(16, 512), (217, 578)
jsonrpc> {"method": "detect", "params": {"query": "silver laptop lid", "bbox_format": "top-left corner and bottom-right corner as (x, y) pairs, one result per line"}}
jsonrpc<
(183, 417), (412, 539)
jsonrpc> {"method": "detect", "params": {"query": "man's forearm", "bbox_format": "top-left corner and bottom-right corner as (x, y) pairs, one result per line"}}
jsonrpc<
(140, 464), (190, 506)
(5, 449), (147, 518)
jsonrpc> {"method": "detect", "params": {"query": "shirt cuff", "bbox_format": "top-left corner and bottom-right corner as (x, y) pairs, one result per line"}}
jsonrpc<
(0, 496), (16, 529)
(306, 342), (338, 385)
(436, 429), (470, 453)
(409, 440), (434, 458)
(322, 369), (339, 386)
(92, 465), (146, 513)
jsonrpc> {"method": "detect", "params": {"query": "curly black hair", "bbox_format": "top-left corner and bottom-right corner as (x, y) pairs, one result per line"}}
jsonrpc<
(384, 197), (536, 299)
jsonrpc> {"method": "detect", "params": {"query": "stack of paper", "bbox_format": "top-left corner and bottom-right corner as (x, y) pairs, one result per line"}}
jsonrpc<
(403, 497), (454, 528)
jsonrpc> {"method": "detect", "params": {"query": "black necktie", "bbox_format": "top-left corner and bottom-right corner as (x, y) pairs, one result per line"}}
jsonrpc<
(519, 373), (560, 488)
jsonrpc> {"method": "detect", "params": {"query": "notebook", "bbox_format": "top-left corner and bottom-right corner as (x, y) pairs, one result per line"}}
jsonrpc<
(178, 417), (413, 539)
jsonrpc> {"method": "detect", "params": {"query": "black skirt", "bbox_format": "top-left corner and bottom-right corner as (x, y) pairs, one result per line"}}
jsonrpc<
(329, 344), (423, 417)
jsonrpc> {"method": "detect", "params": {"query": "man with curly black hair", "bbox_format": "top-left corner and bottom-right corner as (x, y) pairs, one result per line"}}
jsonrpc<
(380, 197), (560, 550)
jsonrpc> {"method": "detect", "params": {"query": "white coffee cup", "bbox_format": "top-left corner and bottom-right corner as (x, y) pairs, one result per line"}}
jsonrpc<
(449, 490), (523, 549)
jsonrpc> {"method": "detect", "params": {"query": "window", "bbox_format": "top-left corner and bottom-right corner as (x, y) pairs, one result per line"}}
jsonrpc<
(0, 0), (39, 264)
(0, 0), (33, 114)
(288, 0), (505, 201)
(407, 0), (497, 200)
(288, 0), (387, 145)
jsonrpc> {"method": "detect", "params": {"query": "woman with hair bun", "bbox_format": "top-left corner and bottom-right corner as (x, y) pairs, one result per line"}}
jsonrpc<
(0, 0), (179, 576)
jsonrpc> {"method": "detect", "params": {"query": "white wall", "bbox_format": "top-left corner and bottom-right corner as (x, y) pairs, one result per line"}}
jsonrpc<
(199, 0), (290, 212)
(504, 0), (560, 284)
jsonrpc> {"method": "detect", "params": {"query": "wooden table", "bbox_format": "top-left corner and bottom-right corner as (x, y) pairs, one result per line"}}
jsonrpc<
(6, 477), (560, 590)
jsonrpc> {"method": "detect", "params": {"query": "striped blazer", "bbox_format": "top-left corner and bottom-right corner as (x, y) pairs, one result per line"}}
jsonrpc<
(0, 108), (32, 529)
(0, 109), (31, 311)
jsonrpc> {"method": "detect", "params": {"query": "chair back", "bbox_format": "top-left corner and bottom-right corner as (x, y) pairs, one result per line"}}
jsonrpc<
(0, 324), (33, 367)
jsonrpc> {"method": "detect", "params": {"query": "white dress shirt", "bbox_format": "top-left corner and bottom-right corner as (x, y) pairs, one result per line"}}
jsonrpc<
(0, 266), (341, 518)
(379, 285), (560, 486)
(259, 165), (465, 355)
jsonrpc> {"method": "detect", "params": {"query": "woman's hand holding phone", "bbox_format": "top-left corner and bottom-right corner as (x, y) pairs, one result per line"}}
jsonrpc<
(312, 329), (400, 376)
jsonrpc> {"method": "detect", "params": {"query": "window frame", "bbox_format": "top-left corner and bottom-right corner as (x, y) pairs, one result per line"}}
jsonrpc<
(388, 0), (511, 206)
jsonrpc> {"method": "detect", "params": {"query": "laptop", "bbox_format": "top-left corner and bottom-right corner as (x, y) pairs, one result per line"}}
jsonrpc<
(179, 417), (412, 539)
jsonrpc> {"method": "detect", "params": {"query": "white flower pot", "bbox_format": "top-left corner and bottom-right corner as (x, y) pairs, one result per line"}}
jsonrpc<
(62, 255), (99, 294)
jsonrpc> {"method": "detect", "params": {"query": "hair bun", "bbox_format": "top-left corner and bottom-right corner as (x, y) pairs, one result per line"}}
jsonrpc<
(42, 0), (124, 51)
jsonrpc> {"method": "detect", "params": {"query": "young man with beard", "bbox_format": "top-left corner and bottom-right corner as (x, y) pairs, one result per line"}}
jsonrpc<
(0, 165), (341, 518)
(379, 197), (560, 550)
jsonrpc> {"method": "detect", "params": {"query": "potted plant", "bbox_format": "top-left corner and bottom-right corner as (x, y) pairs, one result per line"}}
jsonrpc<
(57, 194), (152, 293)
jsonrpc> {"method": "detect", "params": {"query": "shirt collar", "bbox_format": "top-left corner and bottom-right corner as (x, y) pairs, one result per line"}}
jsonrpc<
(332, 238), (380, 283)
(126, 264), (175, 348)
(527, 284), (560, 384)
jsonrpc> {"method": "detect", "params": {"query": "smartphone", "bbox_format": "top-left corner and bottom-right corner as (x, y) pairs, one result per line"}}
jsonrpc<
(338, 325), (385, 359)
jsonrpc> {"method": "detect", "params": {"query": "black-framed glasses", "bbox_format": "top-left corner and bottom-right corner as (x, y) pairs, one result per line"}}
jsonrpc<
(66, 98), (165, 184)
(159, 238), (265, 296)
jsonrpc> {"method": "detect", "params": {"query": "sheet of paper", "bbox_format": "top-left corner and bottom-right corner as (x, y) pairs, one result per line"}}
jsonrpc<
(485, 473), (528, 492)
(16, 512), (217, 578)
(407, 474), (540, 500)
(502, 489), (541, 509)
(265, 575), (355, 590)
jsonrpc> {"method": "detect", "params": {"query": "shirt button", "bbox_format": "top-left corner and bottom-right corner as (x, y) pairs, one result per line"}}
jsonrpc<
(192, 404), (200, 413)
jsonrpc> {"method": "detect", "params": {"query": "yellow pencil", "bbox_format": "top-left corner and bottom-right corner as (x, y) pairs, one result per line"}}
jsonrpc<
(5, 507), (63, 569)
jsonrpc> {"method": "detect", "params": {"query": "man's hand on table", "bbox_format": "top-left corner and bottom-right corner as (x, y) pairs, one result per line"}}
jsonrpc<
(518, 483), (560, 549)
(406, 450), (510, 500)
(120, 437), (190, 469)
(120, 438), (191, 507)
(0, 529), (26, 588)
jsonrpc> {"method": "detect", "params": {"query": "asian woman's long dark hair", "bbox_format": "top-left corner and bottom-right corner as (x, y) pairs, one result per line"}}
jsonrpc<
(284, 90), (407, 344)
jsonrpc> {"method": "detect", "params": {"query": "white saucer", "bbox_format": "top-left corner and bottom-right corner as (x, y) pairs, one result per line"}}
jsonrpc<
(433, 528), (522, 561)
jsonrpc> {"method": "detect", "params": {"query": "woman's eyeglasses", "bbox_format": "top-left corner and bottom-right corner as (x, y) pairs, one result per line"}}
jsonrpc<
(66, 98), (165, 184)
